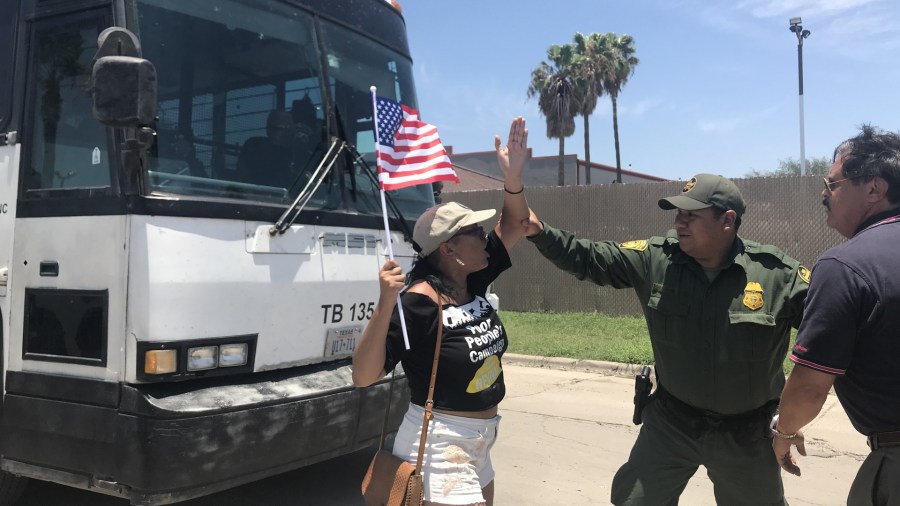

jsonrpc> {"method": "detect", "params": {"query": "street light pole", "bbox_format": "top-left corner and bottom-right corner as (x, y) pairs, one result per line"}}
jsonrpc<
(789, 17), (811, 175)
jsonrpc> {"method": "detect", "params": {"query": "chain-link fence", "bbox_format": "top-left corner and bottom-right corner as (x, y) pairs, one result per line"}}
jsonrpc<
(451, 176), (844, 316)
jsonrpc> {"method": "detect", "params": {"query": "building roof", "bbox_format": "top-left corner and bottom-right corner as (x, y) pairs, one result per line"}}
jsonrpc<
(443, 164), (504, 192)
(444, 148), (666, 193)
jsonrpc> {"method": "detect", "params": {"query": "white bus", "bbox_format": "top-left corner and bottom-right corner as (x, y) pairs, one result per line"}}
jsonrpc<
(0, 0), (429, 503)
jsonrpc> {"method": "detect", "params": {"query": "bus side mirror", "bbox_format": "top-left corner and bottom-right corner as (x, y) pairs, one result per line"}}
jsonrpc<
(92, 27), (157, 127)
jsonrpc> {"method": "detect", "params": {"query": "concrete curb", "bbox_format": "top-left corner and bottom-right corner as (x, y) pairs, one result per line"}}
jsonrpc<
(503, 353), (649, 378)
(504, 354), (839, 396)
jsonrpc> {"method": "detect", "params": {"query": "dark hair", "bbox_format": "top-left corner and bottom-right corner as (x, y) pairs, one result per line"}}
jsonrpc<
(834, 124), (900, 204)
(406, 253), (455, 299)
(710, 206), (742, 232)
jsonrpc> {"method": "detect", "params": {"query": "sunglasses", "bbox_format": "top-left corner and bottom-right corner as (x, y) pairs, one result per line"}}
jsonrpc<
(823, 175), (865, 193)
(453, 225), (487, 240)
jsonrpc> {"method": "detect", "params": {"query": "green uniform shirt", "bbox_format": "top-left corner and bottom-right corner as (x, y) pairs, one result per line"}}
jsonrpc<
(530, 224), (809, 415)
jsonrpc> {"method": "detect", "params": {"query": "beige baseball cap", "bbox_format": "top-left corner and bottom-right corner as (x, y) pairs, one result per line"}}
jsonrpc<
(413, 202), (496, 256)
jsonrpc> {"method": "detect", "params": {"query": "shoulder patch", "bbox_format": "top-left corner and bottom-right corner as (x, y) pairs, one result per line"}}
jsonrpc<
(620, 239), (648, 251)
(798, 265), (811, 284)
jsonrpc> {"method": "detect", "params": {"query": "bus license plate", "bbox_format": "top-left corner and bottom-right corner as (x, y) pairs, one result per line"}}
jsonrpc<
(324, 326), (362, 359)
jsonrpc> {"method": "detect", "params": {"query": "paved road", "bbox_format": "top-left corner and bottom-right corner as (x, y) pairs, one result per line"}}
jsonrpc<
(495, 363), (867, 506)
(17, 363), (867, 505)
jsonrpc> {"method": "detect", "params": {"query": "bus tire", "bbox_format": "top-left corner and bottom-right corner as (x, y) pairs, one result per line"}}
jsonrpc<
(0, 472), (27, 505)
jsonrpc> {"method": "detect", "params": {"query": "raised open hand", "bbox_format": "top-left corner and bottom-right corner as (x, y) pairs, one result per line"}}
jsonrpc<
(495, 116), (528, 183)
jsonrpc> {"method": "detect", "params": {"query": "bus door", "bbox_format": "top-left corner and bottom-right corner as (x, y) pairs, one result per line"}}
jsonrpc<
(8, 7), (122, 383)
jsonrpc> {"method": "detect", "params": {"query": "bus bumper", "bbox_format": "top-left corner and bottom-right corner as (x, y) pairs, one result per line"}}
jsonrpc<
(0, 360), (408, 505)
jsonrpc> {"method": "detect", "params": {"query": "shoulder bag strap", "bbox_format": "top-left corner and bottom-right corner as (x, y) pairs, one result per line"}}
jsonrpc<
(414, 301), (443, 475)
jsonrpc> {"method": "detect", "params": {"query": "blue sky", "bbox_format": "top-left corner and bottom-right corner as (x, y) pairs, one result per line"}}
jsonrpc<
(401, 0), (900, 181)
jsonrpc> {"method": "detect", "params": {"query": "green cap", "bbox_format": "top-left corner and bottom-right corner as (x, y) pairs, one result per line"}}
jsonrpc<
(658, 173), (746, 216)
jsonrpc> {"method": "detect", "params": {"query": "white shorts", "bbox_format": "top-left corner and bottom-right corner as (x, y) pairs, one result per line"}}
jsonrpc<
(392, 403), (501, 505)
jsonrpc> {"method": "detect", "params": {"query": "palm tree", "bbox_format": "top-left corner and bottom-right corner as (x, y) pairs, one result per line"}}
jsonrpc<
(571, 33), (610, 185)
(598, 33), (639, 183)
(527, 44), (579, 186)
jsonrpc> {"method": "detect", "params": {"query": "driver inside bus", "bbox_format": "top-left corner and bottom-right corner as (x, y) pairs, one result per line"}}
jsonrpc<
(235, 110), (298, 187)
(291, 96), (323, 156)
(157, 127), (206, 179)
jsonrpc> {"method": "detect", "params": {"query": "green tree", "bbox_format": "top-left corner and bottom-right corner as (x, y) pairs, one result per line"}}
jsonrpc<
(571, 33), (610, 185)
(746, 156), (832, 177)
(597, 33), (639, 184)
(528, 44), (580, 186)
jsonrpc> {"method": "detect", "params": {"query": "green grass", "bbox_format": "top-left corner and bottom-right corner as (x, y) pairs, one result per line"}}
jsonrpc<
(500, 311), (796, 374)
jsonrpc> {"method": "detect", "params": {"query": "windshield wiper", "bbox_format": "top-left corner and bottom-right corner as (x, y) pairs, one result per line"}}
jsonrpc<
(332, 104), (411, 240)
(347, 144), (414, 242)
(270, 137), (346, 235)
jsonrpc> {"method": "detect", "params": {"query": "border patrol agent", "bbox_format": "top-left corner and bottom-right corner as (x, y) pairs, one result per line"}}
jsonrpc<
(773, 125), (900, 506)
(523, 174), (809, 505)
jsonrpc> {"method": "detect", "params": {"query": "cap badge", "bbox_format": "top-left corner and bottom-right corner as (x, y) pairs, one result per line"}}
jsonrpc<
(743, 282), (764, 311)
(682, 178), (697, 193)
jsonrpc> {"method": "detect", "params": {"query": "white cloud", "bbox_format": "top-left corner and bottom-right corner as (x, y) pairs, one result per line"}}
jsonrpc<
(739, 0), (881, 18)
(814, 5), (900, 61)
(684, 0), (900, 63)
(620, 98), (661, 118)
(699, 118), (743, 133)
(415, 71), (537, 152)
(697, 104), (778, 133)
(823, 9), (900, 38)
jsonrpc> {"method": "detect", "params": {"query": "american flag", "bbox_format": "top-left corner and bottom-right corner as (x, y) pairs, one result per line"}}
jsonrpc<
(374, 95), (459, 191)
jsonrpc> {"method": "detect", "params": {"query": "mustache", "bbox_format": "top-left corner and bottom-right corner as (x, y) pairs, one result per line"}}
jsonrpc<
(822, 197), (830, 210)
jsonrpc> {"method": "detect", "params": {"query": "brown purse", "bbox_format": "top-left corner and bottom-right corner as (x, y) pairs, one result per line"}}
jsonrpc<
(360, 450), (421, 506)
(361, 303), (444, 506)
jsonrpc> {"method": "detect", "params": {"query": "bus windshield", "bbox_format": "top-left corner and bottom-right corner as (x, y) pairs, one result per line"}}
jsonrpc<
(136, 0), (433, 215)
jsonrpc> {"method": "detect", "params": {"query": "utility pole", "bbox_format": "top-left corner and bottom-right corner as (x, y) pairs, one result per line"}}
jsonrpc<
(789, 17), (811, 175)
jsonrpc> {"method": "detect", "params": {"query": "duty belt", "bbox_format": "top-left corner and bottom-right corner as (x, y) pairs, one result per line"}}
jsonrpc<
(867, 431), (900, 451)
(655, 385), (777, 434)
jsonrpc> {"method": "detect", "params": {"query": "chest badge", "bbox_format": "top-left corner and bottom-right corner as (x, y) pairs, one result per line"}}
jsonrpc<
(743, 282), (764, 311)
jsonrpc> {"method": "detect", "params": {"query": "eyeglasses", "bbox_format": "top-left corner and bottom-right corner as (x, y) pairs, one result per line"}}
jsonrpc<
(823, 175), (865, 193)
(453, 226), (486, 240)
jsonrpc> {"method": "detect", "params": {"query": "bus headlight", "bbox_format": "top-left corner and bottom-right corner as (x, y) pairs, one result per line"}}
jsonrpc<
(137, 335), (256, 381)
(144, 349), (177, 374)
(186, 346), (218, 371)
(219, 343), (248, 367)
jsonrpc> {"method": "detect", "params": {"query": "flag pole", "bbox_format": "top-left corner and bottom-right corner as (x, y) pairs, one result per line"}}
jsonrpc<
(371, 86), (411, 350)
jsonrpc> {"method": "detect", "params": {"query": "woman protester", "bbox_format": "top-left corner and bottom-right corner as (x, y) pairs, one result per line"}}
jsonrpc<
(352, 117), (530, 506)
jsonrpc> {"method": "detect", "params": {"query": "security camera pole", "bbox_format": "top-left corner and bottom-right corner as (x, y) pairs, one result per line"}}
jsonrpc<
(789, 17), (811, 176)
